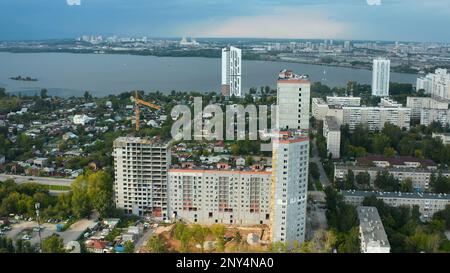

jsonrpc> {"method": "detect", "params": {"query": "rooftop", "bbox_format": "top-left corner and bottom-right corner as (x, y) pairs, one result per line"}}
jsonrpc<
(356, 155), (437, 167)
(324, 116), (340, 131)
(277, 69), (309, 83)
(342, 190), (450, 201)
(357, 206), (390, 249)
(113, 136), (169, 147)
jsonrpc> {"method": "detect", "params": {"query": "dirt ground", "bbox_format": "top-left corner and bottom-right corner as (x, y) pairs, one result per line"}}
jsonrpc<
(148, 224), (270, 253)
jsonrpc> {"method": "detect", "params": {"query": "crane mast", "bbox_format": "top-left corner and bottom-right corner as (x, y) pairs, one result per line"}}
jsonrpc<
(133, 90), (161, 131)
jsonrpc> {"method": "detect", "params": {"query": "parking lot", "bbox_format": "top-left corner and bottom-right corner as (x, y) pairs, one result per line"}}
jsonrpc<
(2, 218), (96, 246)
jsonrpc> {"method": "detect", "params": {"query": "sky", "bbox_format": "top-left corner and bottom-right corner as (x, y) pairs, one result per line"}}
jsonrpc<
(0, 0), (450, 42)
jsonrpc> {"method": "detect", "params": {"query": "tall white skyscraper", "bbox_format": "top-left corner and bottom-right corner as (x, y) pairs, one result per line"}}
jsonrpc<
(221, 46), (242, 97)
(270, 130), (309, 247)
(113, 137), (171, 219)
(276, 69), (311, 131)
(372, 57), (391, 97)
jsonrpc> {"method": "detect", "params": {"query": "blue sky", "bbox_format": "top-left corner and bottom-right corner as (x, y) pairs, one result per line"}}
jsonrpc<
(1, 0), (449, 42)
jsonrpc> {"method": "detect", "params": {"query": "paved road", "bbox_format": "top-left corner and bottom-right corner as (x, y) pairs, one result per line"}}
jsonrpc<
(0, 174), (74, 187)
(134, 228), (154, 253)
(310, 138), (331, 187)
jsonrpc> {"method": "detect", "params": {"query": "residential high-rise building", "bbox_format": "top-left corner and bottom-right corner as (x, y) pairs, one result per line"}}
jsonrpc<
(113, 137), (171, 219)
(168, 166), (272, 225)
(372, 57), (391, 97)
(221, 46), (242, 97)
(276, 69), (311, 131)
(270, 131), (309, 247)
(416, 68), (450, 101)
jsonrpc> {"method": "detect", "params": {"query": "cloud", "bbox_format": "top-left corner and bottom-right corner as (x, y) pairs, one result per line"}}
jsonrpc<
(66, 0), (81, 6)
(367, 0), (381, 6)
(186, 7), (353, 39)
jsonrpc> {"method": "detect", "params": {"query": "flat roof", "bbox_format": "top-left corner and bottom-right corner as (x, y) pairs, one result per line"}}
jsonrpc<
(357, 206), (390, 249)
(342, 190), (450, 201)
(325, 116), (340, 131)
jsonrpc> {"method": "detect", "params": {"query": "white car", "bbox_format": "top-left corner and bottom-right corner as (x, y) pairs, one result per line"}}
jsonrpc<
(22, 234), (31, 240)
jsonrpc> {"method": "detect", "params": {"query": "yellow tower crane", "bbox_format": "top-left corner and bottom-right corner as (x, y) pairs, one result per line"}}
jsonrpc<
(131, 91), (162, 131)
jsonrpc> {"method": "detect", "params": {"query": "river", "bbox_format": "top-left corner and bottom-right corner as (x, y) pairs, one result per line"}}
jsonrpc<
(0, 52), (418, 97)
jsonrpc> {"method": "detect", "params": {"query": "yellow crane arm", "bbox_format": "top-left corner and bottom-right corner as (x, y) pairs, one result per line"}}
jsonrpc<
(133, 91), (162, 131)
(135, 99), (162, 110)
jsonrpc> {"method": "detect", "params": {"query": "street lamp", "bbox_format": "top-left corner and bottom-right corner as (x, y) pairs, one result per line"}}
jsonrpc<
(35, 203), (42, 252)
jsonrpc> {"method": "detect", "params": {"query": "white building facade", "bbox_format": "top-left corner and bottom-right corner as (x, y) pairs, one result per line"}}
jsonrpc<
(276, 70), (311, 131)
(221, 46), (242, 97)
(323, 116), (341, 159)
(372, 57), (391, 97)
(406, 97), (448, 120)
(168, 168), (272, 226)
(417, 69), (450, 101)
(113, 137), (171, 219)
(271, 131), (309, 247)
(343, 106), (411, 131)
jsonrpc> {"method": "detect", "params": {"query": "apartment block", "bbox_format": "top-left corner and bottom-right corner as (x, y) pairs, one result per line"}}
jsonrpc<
(113, 137), (171, 218)
(343, 190), (450, 221)
(276, 70), (311, 131)
(357, 206), (390, 253)
(271, 131), (309, 246)
(406, 97), (448, 120)
(326, 96), (361, 107)
(420, 108), (450, 126)
(343, 106), (411, 131)
(323, 116), (341, 159)
(168, 167), (272, 226)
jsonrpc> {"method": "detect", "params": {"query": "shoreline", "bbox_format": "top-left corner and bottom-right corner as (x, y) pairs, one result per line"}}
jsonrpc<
(0, 49), (419, 76)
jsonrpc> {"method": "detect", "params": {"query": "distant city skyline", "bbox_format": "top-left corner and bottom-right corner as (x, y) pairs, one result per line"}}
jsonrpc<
(1, 0), (450, 42)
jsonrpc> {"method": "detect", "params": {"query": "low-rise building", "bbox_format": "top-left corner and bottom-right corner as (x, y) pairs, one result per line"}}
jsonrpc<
(433, 133), (450, 145)
(342, 190), (450, 221)
(326, 96), (361, 107)
(357, 206), (390, 253)
(334, 163), (450, 191)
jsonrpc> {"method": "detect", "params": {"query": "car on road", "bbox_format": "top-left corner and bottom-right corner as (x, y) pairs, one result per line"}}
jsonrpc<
(28, 178), (34, 181)
(22, 234), (31, 240)
(33, 226), (44, 232)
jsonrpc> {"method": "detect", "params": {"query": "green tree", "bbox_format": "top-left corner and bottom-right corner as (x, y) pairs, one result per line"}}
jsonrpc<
(355, 172), (371, 189)
(373, 134), (391, 154)
(191, 224), (210, 253)
(210, 224), (226, 252)
(71, 175), (92, 218)
(42, 234), (65, 253)
(87, 171), (114, 217)
(147, 235), (167, 253)
(124, 241), (135, 253)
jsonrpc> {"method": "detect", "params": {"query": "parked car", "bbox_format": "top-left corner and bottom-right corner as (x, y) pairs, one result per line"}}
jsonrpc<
(22, 234), (31, 240)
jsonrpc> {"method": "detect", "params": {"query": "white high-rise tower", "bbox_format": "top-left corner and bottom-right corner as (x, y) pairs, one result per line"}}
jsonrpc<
(372, 57), (391, 97)
(270, 130), (310, 247)
(276, 69), (311, 131)
(221, 46), (242, 97)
